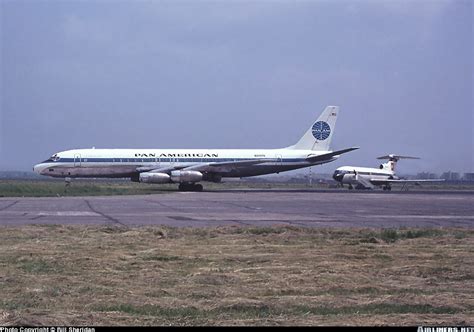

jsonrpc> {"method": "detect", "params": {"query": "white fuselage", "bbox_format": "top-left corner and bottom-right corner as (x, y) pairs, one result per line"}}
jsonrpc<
(33, 105), (359, 188)
(34, 148), (338, 180)
(332, 166), (396, 185)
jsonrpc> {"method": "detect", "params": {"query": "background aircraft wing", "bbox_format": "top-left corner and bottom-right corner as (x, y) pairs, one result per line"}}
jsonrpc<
(369, 179), (445, 185)
(306, 147), (359, 163)
(383, 179), (445, 183)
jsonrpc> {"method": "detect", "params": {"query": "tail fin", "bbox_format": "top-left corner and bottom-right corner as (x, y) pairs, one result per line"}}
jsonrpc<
(377, 154), (420, 172)
(288, 106), (339, 151)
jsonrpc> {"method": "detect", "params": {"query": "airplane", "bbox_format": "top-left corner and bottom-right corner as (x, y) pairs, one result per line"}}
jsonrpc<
(332, 154), (444, 191)
(34, 105), (358, 191)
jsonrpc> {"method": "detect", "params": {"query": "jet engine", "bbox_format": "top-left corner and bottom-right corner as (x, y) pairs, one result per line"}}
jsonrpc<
(170, 170), (203, 183)
(139, 172), (171, 184)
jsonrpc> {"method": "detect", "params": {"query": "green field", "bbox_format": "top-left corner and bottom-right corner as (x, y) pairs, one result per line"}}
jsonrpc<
(0, 179), (172, 197)
(0, 179), (472, 197)
(0, 226), (472, 326)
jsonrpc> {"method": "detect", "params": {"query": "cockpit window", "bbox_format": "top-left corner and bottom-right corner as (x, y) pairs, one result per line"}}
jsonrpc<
(42, 154), (60, 163)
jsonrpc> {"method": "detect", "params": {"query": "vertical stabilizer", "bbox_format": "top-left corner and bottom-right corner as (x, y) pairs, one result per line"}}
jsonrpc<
(377, 154), (420, 173)
(288, 106), (339, 151)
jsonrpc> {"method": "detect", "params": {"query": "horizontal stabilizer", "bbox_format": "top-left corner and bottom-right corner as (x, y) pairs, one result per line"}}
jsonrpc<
(377, 154), (420, 161)
(306, 147), (359, 163)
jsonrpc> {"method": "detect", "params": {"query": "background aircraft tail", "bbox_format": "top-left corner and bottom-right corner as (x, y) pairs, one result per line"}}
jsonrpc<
(377, 154), (420, 172)
(288, 105), (339, 151)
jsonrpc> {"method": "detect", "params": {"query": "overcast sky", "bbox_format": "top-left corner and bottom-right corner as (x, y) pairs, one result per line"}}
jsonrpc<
(1, 0), (472, 174)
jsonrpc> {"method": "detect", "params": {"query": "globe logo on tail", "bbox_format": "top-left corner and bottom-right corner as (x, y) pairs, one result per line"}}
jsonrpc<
(312, 121), (331, 140)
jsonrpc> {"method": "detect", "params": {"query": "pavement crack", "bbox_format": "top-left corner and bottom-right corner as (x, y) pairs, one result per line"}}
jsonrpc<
(144, 199), (182, 211)
(0, 201), (19, 211)
(209, 200), (264, 211)
(84, 199), (127, 227)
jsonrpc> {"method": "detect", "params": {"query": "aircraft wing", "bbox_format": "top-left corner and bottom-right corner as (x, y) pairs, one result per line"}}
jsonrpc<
(306, 147), (359, 163)
(348, 174), (442, 189)
(182, 158), (278, 173)
(137, 159), (277, 175)
(136, 164), (193, 173)
(371, 179), (445, 184)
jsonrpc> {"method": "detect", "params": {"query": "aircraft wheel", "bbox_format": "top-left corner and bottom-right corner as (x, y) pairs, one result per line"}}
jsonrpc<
(194, 184), (203, 192)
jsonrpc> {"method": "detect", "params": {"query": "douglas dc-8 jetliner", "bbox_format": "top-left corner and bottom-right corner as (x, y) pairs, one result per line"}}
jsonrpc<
(332, 154), (444, 191)
(34, 106), (358, 191)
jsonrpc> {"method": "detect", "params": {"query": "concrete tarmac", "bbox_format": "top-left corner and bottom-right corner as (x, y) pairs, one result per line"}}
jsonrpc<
(0, 190), (473, 228)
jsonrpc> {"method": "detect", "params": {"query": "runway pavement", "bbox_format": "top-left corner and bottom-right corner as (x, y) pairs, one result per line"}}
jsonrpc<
(0, 190), (473, 228)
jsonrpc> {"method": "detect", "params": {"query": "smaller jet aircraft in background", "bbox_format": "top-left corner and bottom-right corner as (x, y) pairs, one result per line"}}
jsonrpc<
(332, 154), (444, 191)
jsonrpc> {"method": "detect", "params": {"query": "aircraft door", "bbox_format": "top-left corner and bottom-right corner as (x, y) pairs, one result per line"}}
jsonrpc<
(276, 154), (283, 166)
(74, 154), (81, 167)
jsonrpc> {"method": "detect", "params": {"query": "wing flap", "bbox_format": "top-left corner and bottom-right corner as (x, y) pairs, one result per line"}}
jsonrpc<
(183, 158), (277, 173)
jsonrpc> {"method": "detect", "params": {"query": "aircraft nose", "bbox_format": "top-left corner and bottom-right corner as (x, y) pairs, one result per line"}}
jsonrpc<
(333, 171), (343, 182)
(33, 164), (44, 175)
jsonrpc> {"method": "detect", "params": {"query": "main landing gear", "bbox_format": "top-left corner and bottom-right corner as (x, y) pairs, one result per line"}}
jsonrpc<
(178, 183), (203, 192)
(383, 185), (392, 191)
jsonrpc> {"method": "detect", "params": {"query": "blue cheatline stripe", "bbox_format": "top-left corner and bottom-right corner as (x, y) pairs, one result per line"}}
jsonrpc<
(356, 172), (390, 177)
(47, 157), (309, 164)
(337, 171), (391, 177)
